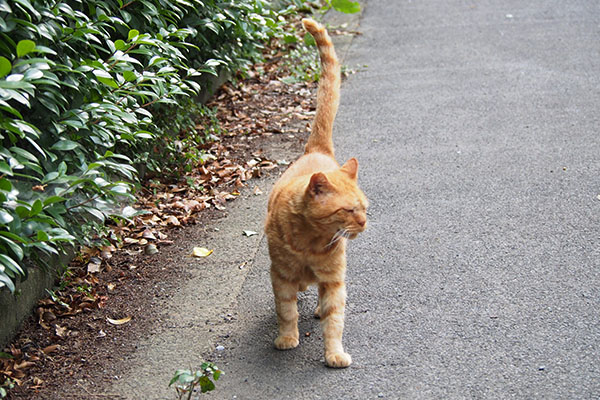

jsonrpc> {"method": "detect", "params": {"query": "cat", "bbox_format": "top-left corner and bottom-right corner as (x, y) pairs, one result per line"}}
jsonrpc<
(265, 18), (368, 368)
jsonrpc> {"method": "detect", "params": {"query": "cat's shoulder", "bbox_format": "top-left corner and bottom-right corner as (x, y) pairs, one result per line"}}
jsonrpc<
(280, 153), (339, 181)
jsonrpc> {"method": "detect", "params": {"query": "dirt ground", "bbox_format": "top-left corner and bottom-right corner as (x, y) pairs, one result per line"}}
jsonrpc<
(2, 50), (317, 398)
(4, 131), (306, 400)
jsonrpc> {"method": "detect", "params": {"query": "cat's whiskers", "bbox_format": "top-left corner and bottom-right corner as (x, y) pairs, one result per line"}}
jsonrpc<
(326, 228), (348, 248)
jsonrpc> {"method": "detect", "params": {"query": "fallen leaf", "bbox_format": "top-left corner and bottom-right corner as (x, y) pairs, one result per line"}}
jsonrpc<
(253, 186), (263, 195)
(87, 259), (101, 273)
(107, 316), (132, 325)
(54, 325), (68, 338)
(192, 247), (213, 257)
(145, 243), (159, 255)
(243, 230), (258, 237)
(142, 230), (157, 240)
(42, 344), (60, 355)
(13, 360), (35, 370)
(107, 283), (116, 291)
(41, 310), (56, 323)
(157, 231), (168, 240)
(100, 244), (116, 259)
(164, 215), (181, 226)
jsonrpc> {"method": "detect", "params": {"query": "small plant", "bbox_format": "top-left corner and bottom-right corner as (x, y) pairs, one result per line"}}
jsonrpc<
(277, 0), (362, 84)
(326, 0), (361, 14)
(280, 33), (322, 84)
(0, 377), (15, 398)
(169, 363), (222, 399)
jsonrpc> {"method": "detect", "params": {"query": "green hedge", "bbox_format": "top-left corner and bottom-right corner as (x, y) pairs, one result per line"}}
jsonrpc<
(0, 0), (308, 293)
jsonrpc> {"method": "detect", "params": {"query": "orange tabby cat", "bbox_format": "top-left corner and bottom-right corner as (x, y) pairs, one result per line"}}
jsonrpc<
(265, 18), (368, 368)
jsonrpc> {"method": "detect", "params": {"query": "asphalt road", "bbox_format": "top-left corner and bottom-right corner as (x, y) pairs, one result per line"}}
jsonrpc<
(209, 0), (600, 398)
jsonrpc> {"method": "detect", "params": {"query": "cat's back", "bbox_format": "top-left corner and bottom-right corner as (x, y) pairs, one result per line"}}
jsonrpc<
(276, 152), (338, 188)
(267, 152), (338, 210)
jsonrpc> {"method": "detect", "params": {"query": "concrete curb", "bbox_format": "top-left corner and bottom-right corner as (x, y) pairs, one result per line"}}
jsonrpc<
(0, 249), (73, 348)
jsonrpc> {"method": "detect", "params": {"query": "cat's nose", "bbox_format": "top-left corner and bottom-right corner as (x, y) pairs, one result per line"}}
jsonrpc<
(356, 216), (366, 227)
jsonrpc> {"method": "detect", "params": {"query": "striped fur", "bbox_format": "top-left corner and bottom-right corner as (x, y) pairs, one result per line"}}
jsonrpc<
(265, 18), (368, 368)
(302, 18), (341, 157)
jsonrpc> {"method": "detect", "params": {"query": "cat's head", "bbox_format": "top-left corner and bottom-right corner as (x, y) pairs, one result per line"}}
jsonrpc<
(304, 158), (368, 241)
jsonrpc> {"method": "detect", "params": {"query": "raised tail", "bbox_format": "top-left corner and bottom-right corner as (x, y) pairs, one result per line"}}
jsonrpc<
(302, 18), (341, 157)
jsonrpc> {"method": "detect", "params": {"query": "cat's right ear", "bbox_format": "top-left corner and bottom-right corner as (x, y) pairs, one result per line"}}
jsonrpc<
(307, 172), (331, 197)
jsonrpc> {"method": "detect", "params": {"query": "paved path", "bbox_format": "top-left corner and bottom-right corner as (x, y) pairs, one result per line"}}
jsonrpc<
(211, 0), (600, 398)
(106, 0), (600, 398)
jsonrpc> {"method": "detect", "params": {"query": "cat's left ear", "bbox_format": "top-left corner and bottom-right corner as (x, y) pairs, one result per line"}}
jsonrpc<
(340, 158), (358, 180)
(308, 172), (331, 197)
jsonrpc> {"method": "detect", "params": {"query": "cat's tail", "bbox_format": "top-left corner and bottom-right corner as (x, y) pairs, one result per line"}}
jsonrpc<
(302, 18), (341, 158)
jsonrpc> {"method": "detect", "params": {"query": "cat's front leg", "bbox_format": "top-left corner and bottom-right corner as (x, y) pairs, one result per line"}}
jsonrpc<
(318, 281), (351, 368)
(271, 271), (300, 350)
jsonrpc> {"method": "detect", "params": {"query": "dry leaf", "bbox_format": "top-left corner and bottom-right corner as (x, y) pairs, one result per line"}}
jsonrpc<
(87, 259), (101, 274)
(100, 245), (115, 259)
(191, 247), (213, 257)
(107, 316), (132, 325)
(124, 237), (139, 245)
(54, 325), (68, 338)
(142, 230), (157, 240)
(164, 215), (181, 226)
(145, 243), (159, 255)
(14, 360), (35, 370)
(42, 344), (60, 354)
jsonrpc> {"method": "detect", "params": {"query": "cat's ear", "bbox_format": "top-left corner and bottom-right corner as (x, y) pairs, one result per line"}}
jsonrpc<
(307, 172), (331, 197)
(340, 158), (358, 180)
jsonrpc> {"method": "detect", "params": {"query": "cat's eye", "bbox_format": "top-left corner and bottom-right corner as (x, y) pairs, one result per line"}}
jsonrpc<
(344, 208), (355, 213)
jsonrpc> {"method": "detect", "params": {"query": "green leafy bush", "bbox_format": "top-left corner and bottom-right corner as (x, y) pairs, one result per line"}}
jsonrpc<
(0, 0), (318, 293)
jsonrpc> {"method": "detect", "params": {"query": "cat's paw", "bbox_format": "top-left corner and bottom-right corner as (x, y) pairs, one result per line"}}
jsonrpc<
(274, 335), (299, 350)
(325, 351), (352, 368)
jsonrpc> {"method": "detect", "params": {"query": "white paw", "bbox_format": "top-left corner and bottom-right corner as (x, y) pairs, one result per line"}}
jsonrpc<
(274, 335), (299, 350)
(325, 351), (352, 368)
